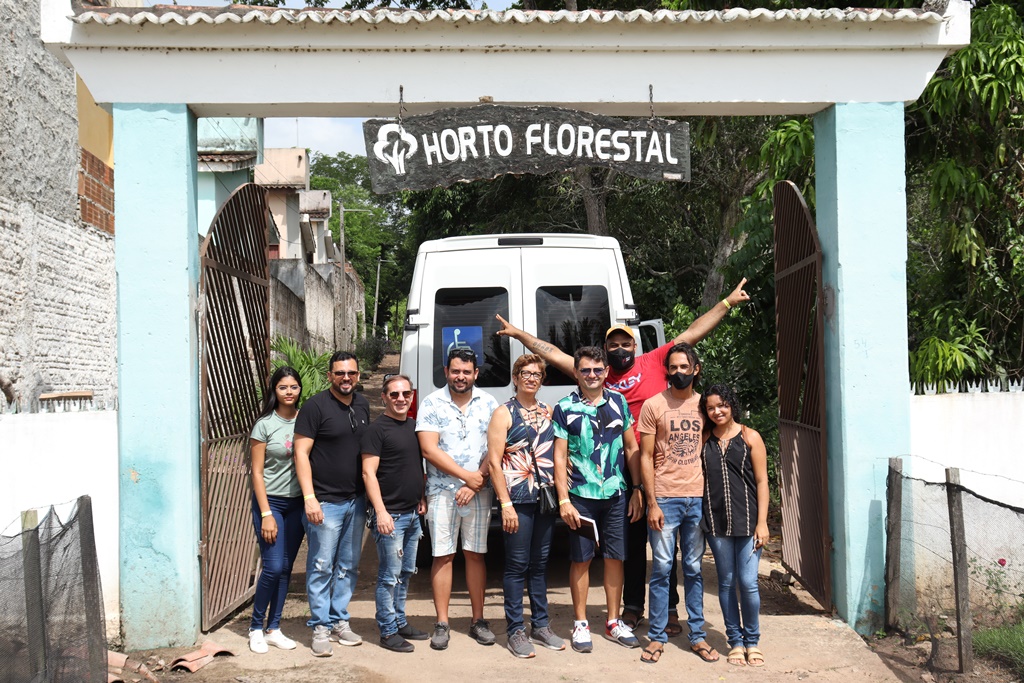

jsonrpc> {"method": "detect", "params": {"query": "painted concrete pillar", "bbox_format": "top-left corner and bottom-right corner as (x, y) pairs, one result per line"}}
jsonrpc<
(113, 104), (201, 648)
(813, 102), (911, 634)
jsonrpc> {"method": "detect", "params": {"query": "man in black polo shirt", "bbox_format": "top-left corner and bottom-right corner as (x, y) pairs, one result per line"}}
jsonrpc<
(362, 374), (429, 653)
(294, 351), (371, 657)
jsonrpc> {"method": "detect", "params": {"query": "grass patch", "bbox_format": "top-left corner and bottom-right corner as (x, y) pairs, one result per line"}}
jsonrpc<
(974, 620), (1024, 678)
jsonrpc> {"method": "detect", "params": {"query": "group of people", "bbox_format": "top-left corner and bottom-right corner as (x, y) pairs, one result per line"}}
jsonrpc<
(245, 278), (770, 668)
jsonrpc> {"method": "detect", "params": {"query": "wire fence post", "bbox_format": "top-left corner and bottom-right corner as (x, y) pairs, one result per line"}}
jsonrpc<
(885, 457), (903, 630)
(21, 508), (47, 679)
(946, 467), (973, 673)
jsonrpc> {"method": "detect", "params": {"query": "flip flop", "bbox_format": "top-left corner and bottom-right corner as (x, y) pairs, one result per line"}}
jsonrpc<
(665, 613), (683, 637)
(727, 646), (747, 666)
(621, 610), (644, 630)
(746, 646), (765, 667)
(640, 642), (663, 664)
(691, 641), (719, 663)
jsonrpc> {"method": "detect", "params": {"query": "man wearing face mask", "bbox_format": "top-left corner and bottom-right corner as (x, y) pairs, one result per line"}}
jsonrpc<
(637, 343), (716, 664)
(497, 278), (750, 629)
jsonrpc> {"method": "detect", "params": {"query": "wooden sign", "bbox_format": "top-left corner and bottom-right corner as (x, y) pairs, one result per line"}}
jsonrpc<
(363, 104), (689, 194)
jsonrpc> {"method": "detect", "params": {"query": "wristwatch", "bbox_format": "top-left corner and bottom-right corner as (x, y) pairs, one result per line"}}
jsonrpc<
(633, 484), (645, 494)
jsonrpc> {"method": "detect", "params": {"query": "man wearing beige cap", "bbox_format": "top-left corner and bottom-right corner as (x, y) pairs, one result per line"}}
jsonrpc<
(497, 278), (749, 634)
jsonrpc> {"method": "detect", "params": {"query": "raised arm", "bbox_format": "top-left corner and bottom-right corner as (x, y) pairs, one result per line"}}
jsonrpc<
(495, 314), (574, 377)
(674, 278), (750, 346)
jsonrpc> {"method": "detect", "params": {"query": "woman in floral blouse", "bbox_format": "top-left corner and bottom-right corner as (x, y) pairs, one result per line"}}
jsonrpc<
(487, 354), (566, 659)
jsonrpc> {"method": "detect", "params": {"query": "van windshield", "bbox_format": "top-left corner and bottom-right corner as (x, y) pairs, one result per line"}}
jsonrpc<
(536, 285), (610, 386)
(433, 287), (511, 389)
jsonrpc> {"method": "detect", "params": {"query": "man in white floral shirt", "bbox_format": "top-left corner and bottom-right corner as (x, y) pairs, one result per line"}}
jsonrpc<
(417, 348), (500, 651)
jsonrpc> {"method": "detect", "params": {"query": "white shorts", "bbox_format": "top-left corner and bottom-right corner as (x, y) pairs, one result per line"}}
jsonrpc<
(426, 488), (493, 556)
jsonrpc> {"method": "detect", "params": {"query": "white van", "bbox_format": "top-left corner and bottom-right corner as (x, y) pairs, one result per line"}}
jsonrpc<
(399, 233), (665, 411)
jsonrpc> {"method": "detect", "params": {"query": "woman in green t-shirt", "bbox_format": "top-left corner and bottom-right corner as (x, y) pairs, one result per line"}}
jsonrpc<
(248, 366), (305, 654)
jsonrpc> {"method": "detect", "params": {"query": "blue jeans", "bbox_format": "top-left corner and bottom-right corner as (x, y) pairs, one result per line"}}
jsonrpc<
(502, 503), (555, 634)
(250, 495), (305, 632)
(371, 511), (422, 637)
(303, 497), (366, 628)
(706, 534), (762, 648)
(647, 497), (706, 645)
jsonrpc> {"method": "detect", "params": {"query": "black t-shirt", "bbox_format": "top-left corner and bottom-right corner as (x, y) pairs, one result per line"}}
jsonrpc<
(294, 389), (370, 503)
(360, 415), (424, 514)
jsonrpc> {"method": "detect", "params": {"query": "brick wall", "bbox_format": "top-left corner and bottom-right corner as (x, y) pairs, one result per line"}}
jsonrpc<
(79, 148), (114, 234)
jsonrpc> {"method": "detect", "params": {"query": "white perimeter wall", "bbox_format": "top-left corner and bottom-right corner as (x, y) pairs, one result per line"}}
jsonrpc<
(0, 410), (119, 637)
(906, 391), (1024, 615)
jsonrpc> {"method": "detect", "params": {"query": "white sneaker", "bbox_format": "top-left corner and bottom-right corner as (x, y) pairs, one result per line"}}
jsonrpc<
(330, 620), (363, 647)
(264, 629), (297, 650)
(249, 629), (268, 654)
(571, 622), (593, 653)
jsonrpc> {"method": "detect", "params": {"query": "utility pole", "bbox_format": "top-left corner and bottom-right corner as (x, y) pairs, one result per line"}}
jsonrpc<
(372, 247), (396, 335)
(336, 202), (373, 346)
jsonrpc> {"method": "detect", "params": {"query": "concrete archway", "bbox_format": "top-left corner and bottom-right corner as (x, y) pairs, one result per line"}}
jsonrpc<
(41, 0), (971, 648)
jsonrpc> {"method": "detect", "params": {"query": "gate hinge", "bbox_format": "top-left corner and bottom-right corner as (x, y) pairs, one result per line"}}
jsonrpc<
(198, 539), (207, 561)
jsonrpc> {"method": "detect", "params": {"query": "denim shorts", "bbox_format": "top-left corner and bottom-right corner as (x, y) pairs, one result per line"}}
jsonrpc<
(568, 492), (627, 562)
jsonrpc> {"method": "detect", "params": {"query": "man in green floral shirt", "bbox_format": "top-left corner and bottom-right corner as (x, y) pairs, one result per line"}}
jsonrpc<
(553, 346), (643, 654)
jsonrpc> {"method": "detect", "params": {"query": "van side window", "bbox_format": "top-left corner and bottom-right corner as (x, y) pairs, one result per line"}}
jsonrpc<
(433, 287), (511, 389)
(535, 286), (611, 386)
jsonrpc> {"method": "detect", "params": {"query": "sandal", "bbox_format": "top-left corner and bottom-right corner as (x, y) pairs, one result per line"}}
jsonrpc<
(746, 646), (765, 667)
(621, 609), (644, 631)
(665, 613), (683, 637)
(690, 641), (719, 663)
(640, 642), (663, 664)
(727, 646), (747, 666)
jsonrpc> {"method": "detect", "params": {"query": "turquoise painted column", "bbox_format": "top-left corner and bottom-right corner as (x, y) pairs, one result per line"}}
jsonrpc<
(814, 103), (910, 634)
(114, 104), (201, 648)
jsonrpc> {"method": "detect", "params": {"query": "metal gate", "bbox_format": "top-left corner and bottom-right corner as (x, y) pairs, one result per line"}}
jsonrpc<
(773, 180), (832, 611)
(199, 183), (271, 630)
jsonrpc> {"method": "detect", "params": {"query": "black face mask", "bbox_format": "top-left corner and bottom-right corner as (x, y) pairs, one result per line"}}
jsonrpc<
(668, 372), (695, 390)
(607, 348), (635, 372)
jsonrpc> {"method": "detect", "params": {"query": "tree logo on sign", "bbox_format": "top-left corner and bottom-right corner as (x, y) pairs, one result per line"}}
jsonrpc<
(373, 124), (418, 175)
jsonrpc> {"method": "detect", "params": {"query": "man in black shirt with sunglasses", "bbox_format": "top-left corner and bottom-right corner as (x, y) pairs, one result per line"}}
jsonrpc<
(295, 351), (372, 657)
(362, 373), (429, 653)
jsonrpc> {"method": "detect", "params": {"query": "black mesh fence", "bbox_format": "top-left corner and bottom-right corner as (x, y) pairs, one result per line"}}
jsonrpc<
(0, 496), (107, 683)
(887, 462), (1024, 668)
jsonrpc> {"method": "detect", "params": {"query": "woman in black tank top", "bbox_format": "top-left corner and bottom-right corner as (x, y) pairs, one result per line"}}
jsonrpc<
(699, 384), (769, 668)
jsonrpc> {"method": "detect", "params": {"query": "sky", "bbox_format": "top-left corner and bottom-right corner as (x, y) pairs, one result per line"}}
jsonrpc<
(148, 0), (515, 159)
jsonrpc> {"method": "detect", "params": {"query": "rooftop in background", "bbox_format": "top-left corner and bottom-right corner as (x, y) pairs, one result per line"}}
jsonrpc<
(254, 148), (308, 190)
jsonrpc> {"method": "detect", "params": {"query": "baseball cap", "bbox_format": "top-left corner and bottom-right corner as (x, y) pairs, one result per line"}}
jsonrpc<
(605, 324), (636, 341)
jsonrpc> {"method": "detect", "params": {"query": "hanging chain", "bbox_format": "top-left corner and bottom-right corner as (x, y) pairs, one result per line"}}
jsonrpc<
(649, 84), (656, 120)
(398, 85), (407, 129)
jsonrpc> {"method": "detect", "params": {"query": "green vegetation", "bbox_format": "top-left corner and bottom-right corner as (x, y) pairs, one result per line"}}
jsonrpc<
(269, 337), (330, 407)
(975, 620), (1024, 678)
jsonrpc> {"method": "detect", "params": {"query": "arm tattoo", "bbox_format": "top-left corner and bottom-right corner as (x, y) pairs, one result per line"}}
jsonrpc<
(532, 341), (555, 354)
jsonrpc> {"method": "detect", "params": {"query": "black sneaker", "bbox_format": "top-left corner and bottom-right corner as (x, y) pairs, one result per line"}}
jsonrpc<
(397, 623), (429, 641)
(430, 622), (450, 651)
(380, 633), (414, 653)
(469, 619), (496, 646)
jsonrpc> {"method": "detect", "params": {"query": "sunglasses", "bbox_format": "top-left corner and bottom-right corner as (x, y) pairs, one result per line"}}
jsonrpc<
(331, 370), (359, 378)
(347, 410), (358, 433)
(579, 367), (606, 376)
(387, 390), (414, 400)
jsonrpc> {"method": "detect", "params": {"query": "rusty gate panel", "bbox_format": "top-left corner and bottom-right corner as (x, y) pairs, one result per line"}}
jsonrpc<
(199, 183), (271, 631)
(773, 180), (832, 611)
